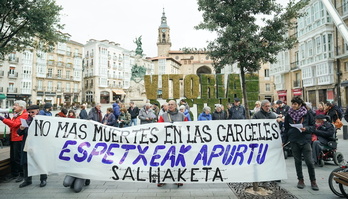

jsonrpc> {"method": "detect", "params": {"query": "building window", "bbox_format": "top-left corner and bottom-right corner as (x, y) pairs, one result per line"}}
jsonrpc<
(47, 68), (53, 77)
(265, 83), (270, 92)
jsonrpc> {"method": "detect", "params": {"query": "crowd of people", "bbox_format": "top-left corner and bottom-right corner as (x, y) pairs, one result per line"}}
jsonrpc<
(0, 97), (345, 191)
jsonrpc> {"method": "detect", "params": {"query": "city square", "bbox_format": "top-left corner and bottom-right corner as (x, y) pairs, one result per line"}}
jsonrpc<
(1, 0), (348, 198)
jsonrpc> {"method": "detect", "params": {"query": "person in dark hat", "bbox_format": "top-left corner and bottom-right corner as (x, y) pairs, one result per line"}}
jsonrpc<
(39, 103), (52, 116)
(17, 105), (48, 188)
(228, 97), (246, 119)
(311, 114), (335, 166)
(276, 100), (290, 117)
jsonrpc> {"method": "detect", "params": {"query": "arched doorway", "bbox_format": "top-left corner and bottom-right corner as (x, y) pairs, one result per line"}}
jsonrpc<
(196, 66), (212, 75)
(100, 91), (110, 104)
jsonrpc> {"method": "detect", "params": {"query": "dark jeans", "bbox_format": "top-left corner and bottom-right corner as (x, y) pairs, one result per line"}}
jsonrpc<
(291, 142), (316, 181)
(312, 140), (324, 164)
(23, 164), (47, 182)
(10, 141), (23, 177)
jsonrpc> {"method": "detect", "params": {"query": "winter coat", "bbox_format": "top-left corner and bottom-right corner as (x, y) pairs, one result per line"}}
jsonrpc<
(17, 116), (34, 165)
(198, 112), (212, 121)
(128, 106), (139, 119)
(138, 108), (156, 124)
(183, 109), (191, 121)
(118, 112), (131, 125)
(228, 105), (246, 119)
(39, 109), (52, 116)
(212, 111), (228, 120)
(276, 104), (290, 116)
(313, 122), (335, 145)
(88, 107), (103, 123)
(283, 110), (315, 144)
(79, 109), (88, 119)
(158, 109), (187, 122)
(252, 108), (277, 119)
(2, 110), (28, 141)
(112, 103), (120, 119)
(102, 113), (116, 126)
(326, 105), (342, 123)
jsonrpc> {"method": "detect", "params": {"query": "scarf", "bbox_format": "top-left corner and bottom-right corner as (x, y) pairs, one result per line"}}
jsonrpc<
(97, 110), (102, 123)
(288, 105), (307, 122)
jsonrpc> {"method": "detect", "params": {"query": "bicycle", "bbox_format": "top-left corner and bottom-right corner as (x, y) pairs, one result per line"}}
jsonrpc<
(329, 161), (348, 198)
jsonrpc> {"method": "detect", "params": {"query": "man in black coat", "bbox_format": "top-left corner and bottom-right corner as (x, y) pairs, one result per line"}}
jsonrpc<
(17, 105), (48, 188)
(311, 114), (335, 165)
(128, 101), (139, 126)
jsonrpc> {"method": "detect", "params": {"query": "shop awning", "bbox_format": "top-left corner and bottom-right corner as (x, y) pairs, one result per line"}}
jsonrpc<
(113, 89), (126, 95)
(0, 94), (6, 99)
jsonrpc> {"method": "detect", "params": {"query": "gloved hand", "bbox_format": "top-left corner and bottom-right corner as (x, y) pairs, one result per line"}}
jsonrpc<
(4, 113), (9, 119)
(0, 116), (4, 121)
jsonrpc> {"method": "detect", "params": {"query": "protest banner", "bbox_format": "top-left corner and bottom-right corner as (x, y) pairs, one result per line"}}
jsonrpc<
(27, 116), (287, 183)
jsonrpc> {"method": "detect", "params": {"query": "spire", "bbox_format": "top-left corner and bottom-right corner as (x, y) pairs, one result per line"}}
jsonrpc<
(160, 8), (169, 28)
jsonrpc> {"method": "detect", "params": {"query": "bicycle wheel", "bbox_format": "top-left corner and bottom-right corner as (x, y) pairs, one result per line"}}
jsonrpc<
(339, 183), (348, 198)
(328, 167), (347, 198)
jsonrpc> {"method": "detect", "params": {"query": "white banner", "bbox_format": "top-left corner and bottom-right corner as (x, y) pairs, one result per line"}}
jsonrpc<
(27, 116), (287, 183)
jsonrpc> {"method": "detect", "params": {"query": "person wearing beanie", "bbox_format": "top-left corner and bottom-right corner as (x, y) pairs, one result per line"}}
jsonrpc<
(39, 103), (52, 116)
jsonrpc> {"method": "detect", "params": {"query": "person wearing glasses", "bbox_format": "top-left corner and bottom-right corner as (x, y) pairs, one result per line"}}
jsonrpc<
(0, 100), (28, 183)
(17, 105), (48, 188)
(157, 100), (187, 187)
(252, 100), (277, 119)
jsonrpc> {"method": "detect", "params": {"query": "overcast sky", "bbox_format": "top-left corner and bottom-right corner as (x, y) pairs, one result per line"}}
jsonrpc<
(57, 0), (290, 57)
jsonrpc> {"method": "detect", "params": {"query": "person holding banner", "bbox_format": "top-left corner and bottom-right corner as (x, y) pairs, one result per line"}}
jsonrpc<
(17, 105), (48, 188)
(283, 96), (318, 191)
(0, 100), (28, 183)
(157, 100), (188, 187)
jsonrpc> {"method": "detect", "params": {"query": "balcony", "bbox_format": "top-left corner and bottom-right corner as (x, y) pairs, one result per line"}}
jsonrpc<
(74, 53), (82, 58)
(7, 88), (18, 93)
(0, 70), (4, 77)
(57, 61), (64, 67)
(66, 63), (72, 68)
(303, 78), (316, 87)
(8, 57), (19, 63)
(46, 73), (53, 78)
(47, 60), (55, 66)
(8, 72), (18, 78)
(290, 61), (299, 71)
(90, 53), (94, 58)
(293, 80), (301, 88)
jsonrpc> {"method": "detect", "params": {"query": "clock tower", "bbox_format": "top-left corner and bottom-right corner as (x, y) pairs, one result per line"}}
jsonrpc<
(157, 9), (171, 57)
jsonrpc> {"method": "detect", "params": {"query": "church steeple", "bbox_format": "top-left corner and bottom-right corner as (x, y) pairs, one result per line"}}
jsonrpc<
(157, 8), (171, 57)
(160, 8), (168, 28)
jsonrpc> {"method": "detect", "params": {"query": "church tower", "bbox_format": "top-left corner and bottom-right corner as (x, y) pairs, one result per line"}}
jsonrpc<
(157, 9), (171, 57)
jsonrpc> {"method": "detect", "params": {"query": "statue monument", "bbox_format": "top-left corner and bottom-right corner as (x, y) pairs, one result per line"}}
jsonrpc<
(134, 36), (143, 56)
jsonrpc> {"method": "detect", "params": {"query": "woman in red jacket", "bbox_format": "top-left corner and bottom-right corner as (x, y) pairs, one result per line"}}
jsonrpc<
(0, 100), (28, 182)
